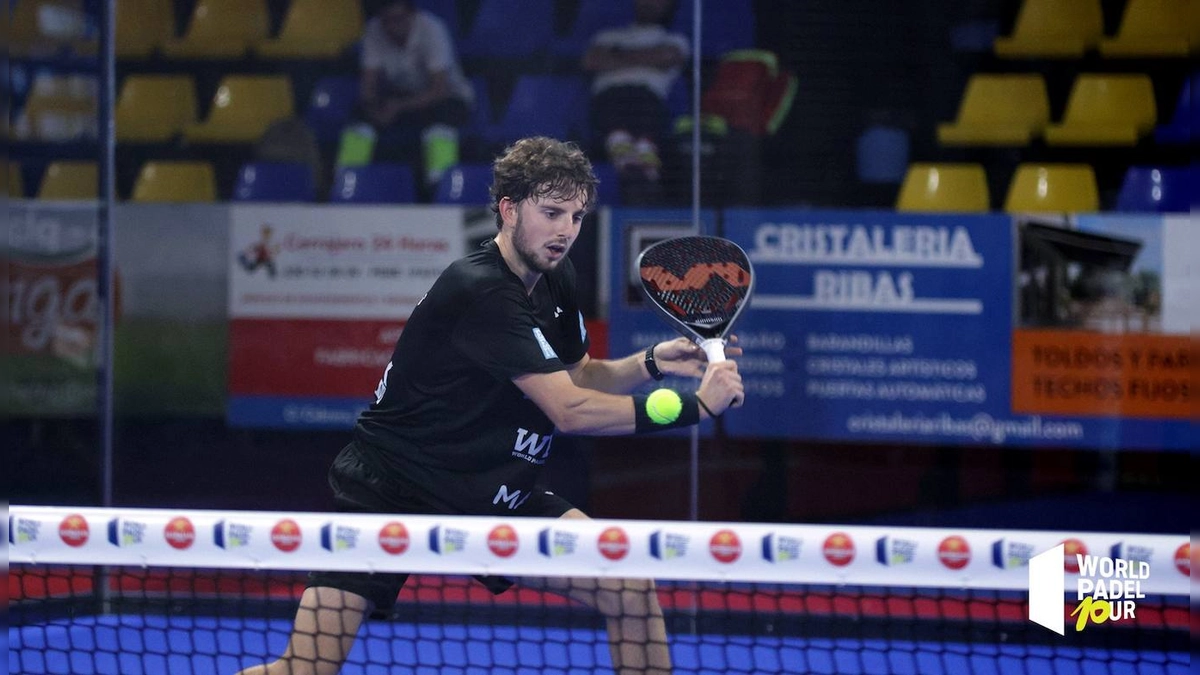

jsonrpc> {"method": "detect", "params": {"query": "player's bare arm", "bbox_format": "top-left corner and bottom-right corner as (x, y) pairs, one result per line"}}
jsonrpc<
(566, 337), (743, 394)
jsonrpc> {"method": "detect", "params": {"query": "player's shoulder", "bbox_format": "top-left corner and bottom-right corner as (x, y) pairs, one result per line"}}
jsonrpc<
(438, 241), (516, 297)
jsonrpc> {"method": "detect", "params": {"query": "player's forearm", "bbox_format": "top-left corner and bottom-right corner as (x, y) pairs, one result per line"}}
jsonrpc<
(570, 350), (655, 394)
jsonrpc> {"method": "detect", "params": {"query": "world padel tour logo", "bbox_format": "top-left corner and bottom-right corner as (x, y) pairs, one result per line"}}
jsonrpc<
(379, 522), (410, 555)
(59, 514), (90, 547)
(598, 527), (630, 561)
(1029, 543), (1149, 635)
(539, 528), (578, 557)
(12, 517), (41, 545)
(108, 518), (147, 547)
(487, 525), (519, 558)
(650, 530), (689, 560)
(709, 529), (742, 564)
(875, 536), (917, 566)
(214, 520), (252, 549)
(991, 537), (1035, 569)
(321, 522), (359, 553)
(762, 533), (801, 563)
(822, 532), (855, 566)
(164, 517), (196, 550)
(271, 519), (303, 553)
(430, 525), (468, 555)
(937, 535), (971, 570)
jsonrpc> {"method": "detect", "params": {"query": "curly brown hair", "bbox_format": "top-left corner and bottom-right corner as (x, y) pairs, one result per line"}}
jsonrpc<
(489, 137), (598, 229)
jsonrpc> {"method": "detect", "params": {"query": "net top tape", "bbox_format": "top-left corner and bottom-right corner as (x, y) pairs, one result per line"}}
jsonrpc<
(8, 506), (1189, 595)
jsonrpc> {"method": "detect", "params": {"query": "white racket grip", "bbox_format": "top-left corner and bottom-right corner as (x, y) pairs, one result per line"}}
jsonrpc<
(699, 338), (726, 363)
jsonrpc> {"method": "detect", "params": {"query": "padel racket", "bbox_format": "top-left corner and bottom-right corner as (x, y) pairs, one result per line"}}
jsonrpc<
(636, 236), (754, 363)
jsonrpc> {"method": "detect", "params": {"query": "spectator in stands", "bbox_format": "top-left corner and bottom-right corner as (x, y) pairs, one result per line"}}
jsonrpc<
(343, 0), (474, 189)
(582, 0), (688, 203)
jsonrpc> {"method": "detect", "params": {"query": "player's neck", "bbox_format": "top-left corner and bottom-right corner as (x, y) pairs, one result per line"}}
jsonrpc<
(493, 234), (541, 295)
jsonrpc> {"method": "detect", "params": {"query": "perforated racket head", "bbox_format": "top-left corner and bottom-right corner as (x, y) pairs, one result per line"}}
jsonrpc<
(637, 236), (754, 342)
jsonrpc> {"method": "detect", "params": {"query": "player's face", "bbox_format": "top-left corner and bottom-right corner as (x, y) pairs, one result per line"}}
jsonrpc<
(510, 194), (587, 275)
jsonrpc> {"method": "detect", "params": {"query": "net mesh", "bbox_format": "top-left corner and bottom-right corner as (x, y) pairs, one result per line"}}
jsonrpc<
(8, 507), (1190, 675)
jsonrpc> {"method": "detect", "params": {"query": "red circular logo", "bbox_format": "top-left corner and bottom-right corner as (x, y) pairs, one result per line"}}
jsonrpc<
(379, 521), (410, 555)
(164, 517), (196, 550)
(487, 525), (519, 558)
(59, 514), (90, 547)
(271, 519), (302, 553)
(598, 527), (630, 561)
(709, 529), (742, 564)
(937, 535), (971, 570)
(1062, 538), (1087, 573)
(822, 532), (855, 567)
(1175, 543), (1190, 577)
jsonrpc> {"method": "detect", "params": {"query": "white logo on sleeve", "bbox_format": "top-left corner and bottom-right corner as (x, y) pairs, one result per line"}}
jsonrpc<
(578, 311), (587, 342)
(532, 327), (558, 359)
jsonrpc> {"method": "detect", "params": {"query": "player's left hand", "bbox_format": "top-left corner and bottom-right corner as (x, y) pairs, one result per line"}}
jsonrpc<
(654, 335), (742, 378)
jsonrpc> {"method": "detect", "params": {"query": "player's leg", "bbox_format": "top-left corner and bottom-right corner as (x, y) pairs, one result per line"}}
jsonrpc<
(520, 508), (672, 675)
(232, 585), (370, 675)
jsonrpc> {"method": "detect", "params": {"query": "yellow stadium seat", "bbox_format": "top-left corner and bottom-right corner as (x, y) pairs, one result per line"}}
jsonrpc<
(1044, 74), (1156, 146)
(116, 0), (174, 59)
(1004, 164), (1099, 213)
(895, 163), (990, 213)
(131, 162), (218, 202)
(1099, 0), (1190, 57)
(116, 75), (199, 142)
(38, 161), (97, 200)
(183, 76), (295, 143)
(9, 163), (28, 198)
(10, 0), (95, 58)
(1190, 0), (1200, 53)
(994, 0), (1104, 58)
(161, 0), (270, 59)
(937, 74), (1050, 146)
(257, 0), (364, 59)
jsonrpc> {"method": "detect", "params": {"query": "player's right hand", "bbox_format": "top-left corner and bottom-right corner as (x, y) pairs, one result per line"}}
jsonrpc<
(696, 360), (744, 416)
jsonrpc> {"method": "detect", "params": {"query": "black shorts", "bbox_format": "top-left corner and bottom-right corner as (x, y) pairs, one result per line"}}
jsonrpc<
(307, 442), (576, 615)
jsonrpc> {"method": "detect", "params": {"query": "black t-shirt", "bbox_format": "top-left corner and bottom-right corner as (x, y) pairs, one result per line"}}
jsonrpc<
(353, 240), (589, 515)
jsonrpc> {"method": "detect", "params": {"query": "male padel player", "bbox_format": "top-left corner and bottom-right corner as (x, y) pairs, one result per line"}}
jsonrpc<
(234, 136), (744, 675)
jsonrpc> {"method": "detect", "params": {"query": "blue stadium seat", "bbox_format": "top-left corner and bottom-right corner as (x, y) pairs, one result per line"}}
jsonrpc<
(415, 0), (461, 45)
(1154, 73), (1195, 146)
(459, 0), (553, 58)
(485, 75), (589, 146)
(671, 0), (756, 58)
(331, 163), (417, 204)
(1114, 166), (1193, 213)
(305, 75), (359, 143)
(434, 163), (493, 205)
(552, 0), (636, 58)
(233, 162), (315, 202)
(464, 75), (494, 145)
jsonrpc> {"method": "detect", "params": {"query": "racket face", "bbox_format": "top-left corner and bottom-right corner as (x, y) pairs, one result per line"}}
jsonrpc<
(637, 236), (754, 340)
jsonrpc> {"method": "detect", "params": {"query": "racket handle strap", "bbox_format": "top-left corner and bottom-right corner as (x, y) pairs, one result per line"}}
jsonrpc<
(699, 338), (726, 363)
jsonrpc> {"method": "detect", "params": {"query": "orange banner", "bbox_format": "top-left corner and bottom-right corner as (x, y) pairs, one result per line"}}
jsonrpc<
(1011, 330), (1191, 419)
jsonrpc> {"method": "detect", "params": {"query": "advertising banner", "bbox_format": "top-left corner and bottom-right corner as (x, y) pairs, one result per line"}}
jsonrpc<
(227, 205), (465, 428)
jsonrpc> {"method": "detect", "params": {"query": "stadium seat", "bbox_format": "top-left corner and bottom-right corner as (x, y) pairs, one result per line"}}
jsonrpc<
(1004, 164), (1099, 213)
(131, 161), (217, 202)
(459, 0), (553, 58)
(116, 0), (173, 59)
(463, 75), (494, 145)
(1044, 74), (1156, 146)
(13, 74), (97, 141)
(1099, 0), (1189, 57)
(895, 163), (990, 212)
(552, 0), (636, 58)
(233, 162), (316, 202)
(1114, 166), (1193, 212)
(161, 0), (270, 59)
(671, 0), (756, 58)
(993, 0), (1103, 58)
(184, 76), (295, 144)
(484, 75), (589, 146)
(10, 0), (95, 58)
(1153, 73), (1196, 145)
(37, 161), (97, 199)
(416, 0), (462, 45)
(9, 162), (28, 198)
(433, 163), (492, 205)
(116, 75), (198, 142)
(305, 76), (360, 144)
(257, 0), (363, 59)
(937, 74), (1050, 146)
(592, 162), (622, 207)
(330, 163), (418, 204)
